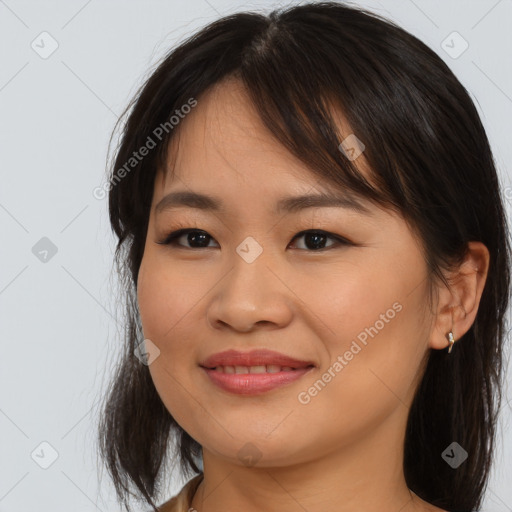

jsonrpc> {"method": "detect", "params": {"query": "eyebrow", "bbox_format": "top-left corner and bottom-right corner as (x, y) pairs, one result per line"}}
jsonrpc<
(154, 189), (373, 216)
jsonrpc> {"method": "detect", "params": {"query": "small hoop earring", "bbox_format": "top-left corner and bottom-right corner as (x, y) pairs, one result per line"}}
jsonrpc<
(447, 331), (455, 354)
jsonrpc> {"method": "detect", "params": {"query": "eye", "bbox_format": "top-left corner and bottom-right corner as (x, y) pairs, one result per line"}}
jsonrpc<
(156, 228), (218, 249)
(289, 230), (351, 251)
(155, 228), (352, 251)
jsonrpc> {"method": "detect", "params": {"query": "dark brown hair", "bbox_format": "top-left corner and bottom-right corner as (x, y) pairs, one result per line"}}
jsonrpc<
(97, 2), (511, 511)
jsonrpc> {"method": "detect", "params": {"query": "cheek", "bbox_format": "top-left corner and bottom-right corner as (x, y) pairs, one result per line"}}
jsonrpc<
(137, 255), (207, 342)
(136, 254), (211, 386)
(136, 258), (204, 427)
(287, 255), (405, 346)
(291, 252), (428, 407)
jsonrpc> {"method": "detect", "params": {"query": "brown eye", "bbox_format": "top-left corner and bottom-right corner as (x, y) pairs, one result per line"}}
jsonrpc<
(156, 229), (218, 248)
(289, 230), (351, 251)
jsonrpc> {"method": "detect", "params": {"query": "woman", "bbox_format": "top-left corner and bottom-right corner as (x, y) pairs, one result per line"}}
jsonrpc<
(97, 2), (511, 511)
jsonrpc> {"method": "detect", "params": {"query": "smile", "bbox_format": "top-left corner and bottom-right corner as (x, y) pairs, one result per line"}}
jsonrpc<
(212, 365), (297, 373)
(201, 365), (315, 395)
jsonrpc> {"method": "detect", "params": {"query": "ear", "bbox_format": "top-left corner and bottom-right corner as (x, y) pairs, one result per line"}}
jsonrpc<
(429, 241), (490, 351)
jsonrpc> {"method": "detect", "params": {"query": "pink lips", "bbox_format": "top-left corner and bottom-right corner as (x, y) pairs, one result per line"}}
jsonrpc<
(199, 349), (315, 395)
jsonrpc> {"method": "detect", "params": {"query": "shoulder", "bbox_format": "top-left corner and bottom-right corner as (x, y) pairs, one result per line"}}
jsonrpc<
(157, 473), (204, 512)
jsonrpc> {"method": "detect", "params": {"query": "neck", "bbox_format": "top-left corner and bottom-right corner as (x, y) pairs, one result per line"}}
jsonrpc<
(190, 406), (434, 512)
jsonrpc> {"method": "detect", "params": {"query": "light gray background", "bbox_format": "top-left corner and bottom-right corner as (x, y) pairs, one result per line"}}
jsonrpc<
(1, 0), (511, 511)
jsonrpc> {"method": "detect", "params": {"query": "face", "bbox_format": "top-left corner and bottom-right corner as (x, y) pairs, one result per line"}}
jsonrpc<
(136, 78), (433, 468)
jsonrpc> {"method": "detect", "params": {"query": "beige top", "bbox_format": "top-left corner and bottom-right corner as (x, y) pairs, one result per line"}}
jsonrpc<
(158, 474), (204, 512)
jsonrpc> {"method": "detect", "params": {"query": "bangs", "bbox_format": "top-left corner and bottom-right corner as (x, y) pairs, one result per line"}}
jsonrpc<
(152, 8), (419, 219)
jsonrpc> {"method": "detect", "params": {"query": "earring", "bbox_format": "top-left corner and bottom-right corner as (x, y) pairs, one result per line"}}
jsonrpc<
(447, 331), (455, 354)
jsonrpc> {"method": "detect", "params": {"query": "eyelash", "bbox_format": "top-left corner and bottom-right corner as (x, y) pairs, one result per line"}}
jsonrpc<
(155, 227), (353, 251)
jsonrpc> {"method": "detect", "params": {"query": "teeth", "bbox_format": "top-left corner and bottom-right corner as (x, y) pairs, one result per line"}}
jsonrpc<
(212, 365), (298, 374)
(249, 365), (266, 374)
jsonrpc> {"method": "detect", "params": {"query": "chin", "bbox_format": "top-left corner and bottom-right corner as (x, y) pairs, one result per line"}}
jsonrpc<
(198, 431), (314, 468)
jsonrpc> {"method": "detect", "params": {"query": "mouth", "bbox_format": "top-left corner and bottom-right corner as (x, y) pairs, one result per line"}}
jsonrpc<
(199, 349), (316, 395)
(204, 364), (314, 374)
(200, 348), (315, 370)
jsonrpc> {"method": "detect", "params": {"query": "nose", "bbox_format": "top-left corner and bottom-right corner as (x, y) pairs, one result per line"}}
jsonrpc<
(206, 247), (293, 333)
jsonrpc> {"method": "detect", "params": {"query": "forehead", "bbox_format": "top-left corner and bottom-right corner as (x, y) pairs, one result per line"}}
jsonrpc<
(162, 79), (309, 186)
(152, 77), (378, 221)
(162, 76), (369, 181)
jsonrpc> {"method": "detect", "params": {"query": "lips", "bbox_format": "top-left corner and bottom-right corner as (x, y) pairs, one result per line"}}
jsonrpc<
(199, 349), (316, 395)
(200, 349), (315, 370)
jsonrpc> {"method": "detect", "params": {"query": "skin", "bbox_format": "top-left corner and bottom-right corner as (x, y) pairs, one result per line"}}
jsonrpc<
(136, 77), (490, 512)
